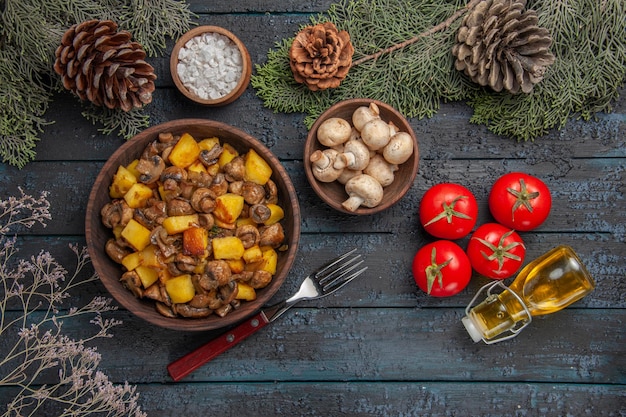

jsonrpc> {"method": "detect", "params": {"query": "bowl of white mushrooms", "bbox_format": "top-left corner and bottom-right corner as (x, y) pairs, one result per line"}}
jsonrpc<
(304, 99), (420, 215)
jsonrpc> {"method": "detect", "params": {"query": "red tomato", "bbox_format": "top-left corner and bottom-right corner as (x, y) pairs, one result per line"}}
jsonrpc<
(412, 240), (472, 297)
(488, 172), (551, 231)
(466, 223), (526, 280)
(419, 183), (478, 239)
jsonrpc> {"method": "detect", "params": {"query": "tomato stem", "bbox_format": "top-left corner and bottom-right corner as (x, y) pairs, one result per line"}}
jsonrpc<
(425, 247), (452, 294)
(423, 195), (472, 227)
(474, 229), (525, 272)
(507, 179), (540, 221)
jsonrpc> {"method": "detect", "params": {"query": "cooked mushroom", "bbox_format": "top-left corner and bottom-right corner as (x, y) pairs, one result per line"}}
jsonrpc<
(179, 180), (195, 201)
(241, 181), (265, 205)
(205, 289), (224, 310)
(215, 303), (234, 317)
(197, 213), (215, 230)
(160, 166), (188, 198)
(140, 140), (161, 159)
(310, 148), (344, 183)
(161, 165), (187, 184)
(235, 224), (260, 249)
(173, 303), (213, 318)
(199, 144), (223, 166)
(150, 225), (180, 258)
(174, 253), (198, 273)
(363, 154), (398, 187)
(167, 198), (194, 216)
(167, 262), (186, 277)
(383, 131), (414, 165)
(249, 270), (272, 289)
(155, 302), (177, 318)
(334, 139), (371, 171)
(190, 188), (216, 213)
(158, 132), (176, 145)
(316, 117), (352, 147)
(143, 283), (170, 304)
(259, 223), (285, 248)
(105, 238), (132, 264)
(218, 280), (238, 305)
(250, 204), (271, 223)
(232, 271), (254, 283)
(136, 154), (165, 184)
(188, 293), (211, 308)
(101, 199), (133, 229)
(133, 198), (167, 229)
(223, 156), (245, 181)
(209, 173), (229, 196)
(342, 174), (384, 211)
(229, 180), (244, 195)
(188, 170), (214, 188)
(202, 260), (232, 288)
(264, 179), (278, 204)
(120, 271), (143, 298)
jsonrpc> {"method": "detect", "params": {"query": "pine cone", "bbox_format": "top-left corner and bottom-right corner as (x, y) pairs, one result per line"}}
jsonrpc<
(54, 20), (156, 112)
(289, 22), (354, 91)
(451, 0), (555, 94)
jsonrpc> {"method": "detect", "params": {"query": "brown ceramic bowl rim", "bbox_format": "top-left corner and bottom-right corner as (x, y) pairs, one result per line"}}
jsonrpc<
(304, 98), (419, 215)
(170, 26), (252, 106)
(85, 119), (301, 331)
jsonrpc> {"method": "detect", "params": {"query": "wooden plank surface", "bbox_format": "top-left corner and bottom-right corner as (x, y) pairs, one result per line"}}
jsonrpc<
(0, 1), (624, 416)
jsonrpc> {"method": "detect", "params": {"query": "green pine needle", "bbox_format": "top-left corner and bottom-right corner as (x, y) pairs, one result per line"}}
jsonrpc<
(82, 105), (150, 140)
(251, 0), (626, 140)
(0, 0), (194, 168)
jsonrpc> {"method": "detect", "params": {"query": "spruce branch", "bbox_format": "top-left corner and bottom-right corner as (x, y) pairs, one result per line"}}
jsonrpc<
(82, 105), (150, 140)
(0, 0), (194, 168)
(352, 0), (482, 66)
(118, 0), (195, 57)
(252, 0), (626, 140)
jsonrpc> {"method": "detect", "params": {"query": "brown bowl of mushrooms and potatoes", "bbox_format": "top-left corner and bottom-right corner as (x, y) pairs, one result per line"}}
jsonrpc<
(304, 99), (420, 215)
(85, 119), (301, 331)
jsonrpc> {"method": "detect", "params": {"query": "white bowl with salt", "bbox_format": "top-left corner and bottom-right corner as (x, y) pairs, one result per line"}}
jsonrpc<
(170, 26), (252, 106)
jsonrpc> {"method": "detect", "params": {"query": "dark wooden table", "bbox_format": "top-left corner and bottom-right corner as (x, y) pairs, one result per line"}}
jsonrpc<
(1, 1), (625, 415)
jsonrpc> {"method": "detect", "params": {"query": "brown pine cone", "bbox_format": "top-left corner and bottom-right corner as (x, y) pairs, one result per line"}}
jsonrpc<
(289, 22), (354, 91)
(451, 0), (555, 94)
(54, 20), (156, 111)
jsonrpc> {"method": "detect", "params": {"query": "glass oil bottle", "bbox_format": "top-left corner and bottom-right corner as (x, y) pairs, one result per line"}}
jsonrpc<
(462, 245), (595, 344)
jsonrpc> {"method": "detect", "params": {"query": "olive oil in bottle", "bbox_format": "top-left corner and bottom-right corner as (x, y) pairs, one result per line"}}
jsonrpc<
(462, 245), (595, 344)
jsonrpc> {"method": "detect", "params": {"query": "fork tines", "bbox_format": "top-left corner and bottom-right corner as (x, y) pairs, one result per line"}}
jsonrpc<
(317, 249), (367, 293)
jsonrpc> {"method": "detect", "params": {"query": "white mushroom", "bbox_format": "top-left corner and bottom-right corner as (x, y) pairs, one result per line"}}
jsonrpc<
(349, 127), (361, 140)
(360, 118), (391, 151)
(383, 131), (414, 164)
(336, 168), (362, 185)
(364, 154), (398, 187)
(316, 117), (352, 148)
(342, 174), (384, 211)
(310, 148), (344, 182)
(352, 102), (381, 132)
(333, 139), (371, 171)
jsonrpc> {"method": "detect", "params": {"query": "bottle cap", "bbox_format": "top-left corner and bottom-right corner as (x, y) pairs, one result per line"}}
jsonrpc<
(462, 316), (483, 343)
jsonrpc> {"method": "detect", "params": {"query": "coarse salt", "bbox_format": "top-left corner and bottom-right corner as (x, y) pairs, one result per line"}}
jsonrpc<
(176, 32), (243, 100)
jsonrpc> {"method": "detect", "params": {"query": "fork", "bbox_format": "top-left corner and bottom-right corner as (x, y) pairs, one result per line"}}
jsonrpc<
(167, 248), (367, 381)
